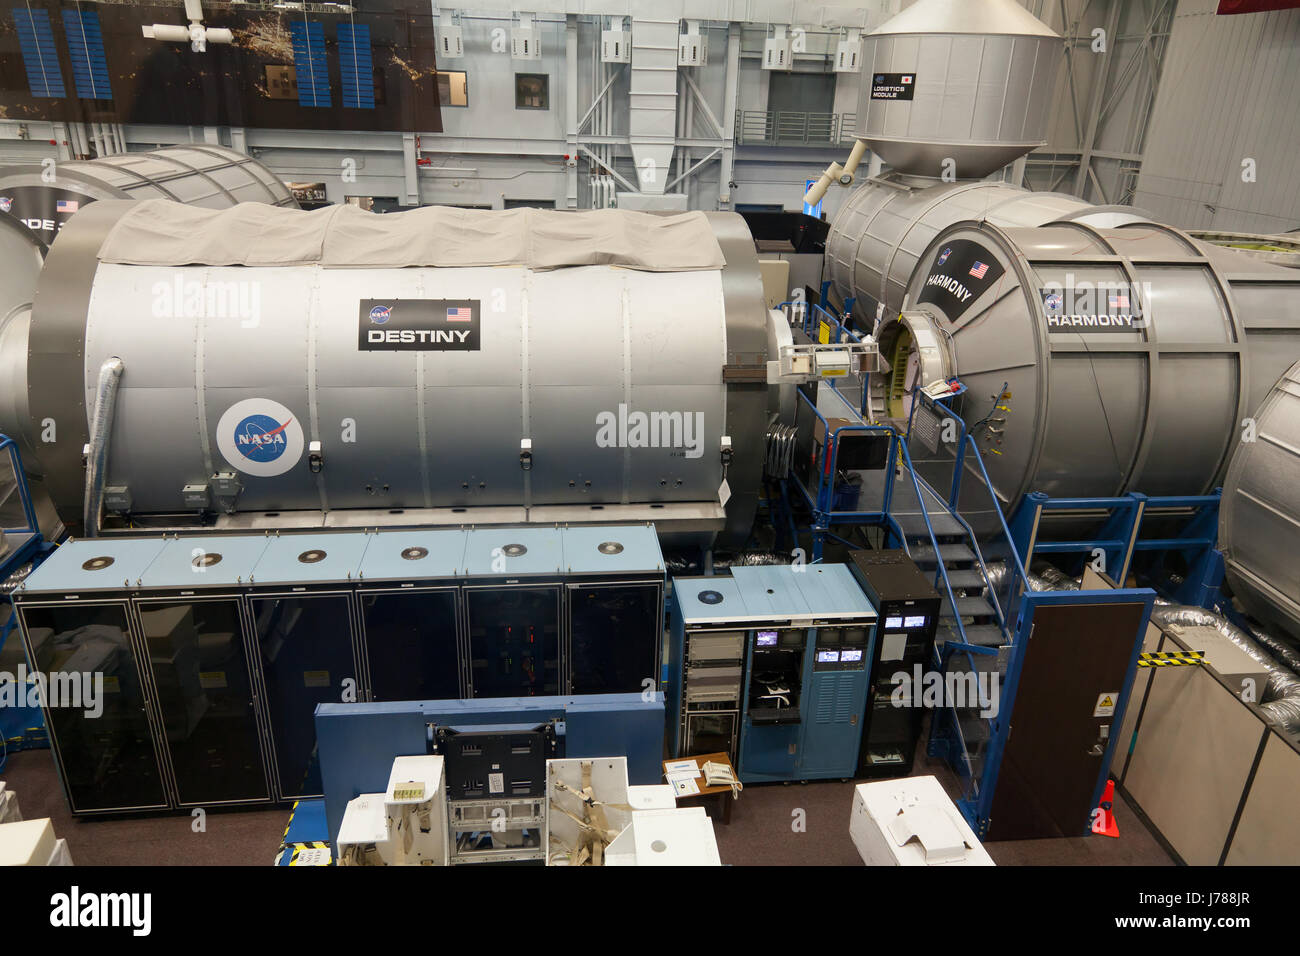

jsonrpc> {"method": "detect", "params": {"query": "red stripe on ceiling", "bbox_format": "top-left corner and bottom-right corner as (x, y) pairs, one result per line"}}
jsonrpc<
(1217, 0), (1300, 14)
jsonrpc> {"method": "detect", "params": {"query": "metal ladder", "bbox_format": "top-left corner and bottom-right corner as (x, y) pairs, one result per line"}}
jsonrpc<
(890, 471), (1009, 651)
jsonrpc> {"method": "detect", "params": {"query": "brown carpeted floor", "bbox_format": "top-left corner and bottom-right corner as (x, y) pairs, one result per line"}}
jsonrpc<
(2, 738), (1173, 866)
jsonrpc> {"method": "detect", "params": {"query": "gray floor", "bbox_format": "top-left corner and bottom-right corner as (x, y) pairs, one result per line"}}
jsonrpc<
(2, 740), (1173, 866)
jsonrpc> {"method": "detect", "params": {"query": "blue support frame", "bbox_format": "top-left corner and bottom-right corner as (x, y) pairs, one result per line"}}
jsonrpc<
(1008, 489), (1224, 608)
(0, 434), (55, 754)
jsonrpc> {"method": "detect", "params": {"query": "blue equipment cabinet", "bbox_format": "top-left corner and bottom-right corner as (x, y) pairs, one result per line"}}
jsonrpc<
(733, 565), (876, 783)
(667, 577), (749, 761)
(668, 564), (877, 783)
(16, 524), (665, 815)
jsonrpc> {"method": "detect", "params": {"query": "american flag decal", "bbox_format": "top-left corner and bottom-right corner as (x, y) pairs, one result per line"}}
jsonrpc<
(1109, 293), (1130, 310)
(56, 199), (79, 213)
(446, 307), (472, 322)
(969, 261), (989, 280)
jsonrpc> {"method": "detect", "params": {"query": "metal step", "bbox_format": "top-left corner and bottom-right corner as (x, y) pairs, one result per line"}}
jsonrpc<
(909, 542), (975, 566)
(896, 510), (966, 538)
(938, 623), (1007, 647)
(942, 595), (998, 619)
(943, 569), (989, 591)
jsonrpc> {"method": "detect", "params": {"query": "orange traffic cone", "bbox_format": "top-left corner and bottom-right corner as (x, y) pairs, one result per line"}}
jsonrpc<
(1092, 779), (1120, 838)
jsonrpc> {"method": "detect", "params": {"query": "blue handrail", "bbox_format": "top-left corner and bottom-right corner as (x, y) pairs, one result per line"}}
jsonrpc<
(0, 435), (39, 535)
(778, 300), (873, 418)
(959, 432), (1028, 632)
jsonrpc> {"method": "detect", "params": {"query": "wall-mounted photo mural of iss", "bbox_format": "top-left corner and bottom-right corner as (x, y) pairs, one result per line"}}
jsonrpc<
(0, 0), (442, 132)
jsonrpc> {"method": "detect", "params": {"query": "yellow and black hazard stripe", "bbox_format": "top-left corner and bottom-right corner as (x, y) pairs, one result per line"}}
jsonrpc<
(274, 841), (332, 867)
(1138, 650), (1205, 668)
(281, 799), (300, 845)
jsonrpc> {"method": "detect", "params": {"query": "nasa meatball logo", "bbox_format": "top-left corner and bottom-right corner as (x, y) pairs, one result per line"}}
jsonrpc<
(0, 197), (11, 214)
(216, 398), (305, 478)
(369, 305), (392, 325)
(937, 247), (952, 266)
(1044, 292), (1063, 313)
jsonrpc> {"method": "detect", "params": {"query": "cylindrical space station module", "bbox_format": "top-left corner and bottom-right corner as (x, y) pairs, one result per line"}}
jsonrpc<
(0, 144), (297, 249)
(0, 144), (298, 536)
(1221, 361), (1300, 641)
(826, 0), (1300, 509)
(0, 200), (772, 545)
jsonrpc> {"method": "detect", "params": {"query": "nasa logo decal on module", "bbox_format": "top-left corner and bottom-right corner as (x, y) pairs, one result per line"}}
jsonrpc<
(216, 398), (306, 477)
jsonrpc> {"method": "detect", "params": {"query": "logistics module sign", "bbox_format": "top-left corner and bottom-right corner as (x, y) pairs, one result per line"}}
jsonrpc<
(870, 73), (916, 101)
(358, 299), (481, 351)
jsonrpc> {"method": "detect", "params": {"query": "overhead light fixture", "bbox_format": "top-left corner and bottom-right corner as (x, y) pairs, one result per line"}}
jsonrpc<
(511, 12), (541, 60)
(678, 19), (706, 67)
(835, 30), (862, 73)
(437, 8), (463, 59)
(601, 16), (630, 63)
(763, 25), (792, 70)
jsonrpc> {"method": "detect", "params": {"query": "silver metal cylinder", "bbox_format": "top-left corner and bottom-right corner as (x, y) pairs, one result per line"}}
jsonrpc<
(1221, 360), (1300, 642)
(8, 202), (771, 545)
(826, 175), (1101, 316)
(885, 217), (1300, 505)
(0, 144), (296, 249)
(858, 0), (1061, 180)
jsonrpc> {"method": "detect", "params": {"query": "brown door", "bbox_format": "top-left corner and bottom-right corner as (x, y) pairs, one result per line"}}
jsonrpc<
(987, 600), (1146, 841)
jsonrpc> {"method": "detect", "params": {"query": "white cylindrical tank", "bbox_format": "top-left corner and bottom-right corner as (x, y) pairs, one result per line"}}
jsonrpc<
(1220, 361), (1300, 641)
(3, 200), (771, 544)
(858, 0), (1062, 180)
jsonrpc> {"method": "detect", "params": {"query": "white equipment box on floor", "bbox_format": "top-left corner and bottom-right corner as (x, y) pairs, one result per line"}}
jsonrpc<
(605, 807), (721, 866)
(627, 784), (677, 811)
(337, 755), (449, 866)
(546, 758), (721, 866)
(0, 817), (73, 866)
(0, 781), (21, 824)
(850, 776), (995, 866)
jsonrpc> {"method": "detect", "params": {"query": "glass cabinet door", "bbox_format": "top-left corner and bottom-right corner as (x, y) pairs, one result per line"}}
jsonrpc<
(569, 584), (660, 695)
(21, 603), (168, 812)
(359, 589), (460, 701)
(685, 712), (737, 759)
(249, 593), (356, 798)
(136, 599), (269, 805)
(465, 587), (560, 698)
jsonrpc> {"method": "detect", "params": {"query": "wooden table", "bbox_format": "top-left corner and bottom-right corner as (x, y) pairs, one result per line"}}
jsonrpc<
(663, 752), (738, 825)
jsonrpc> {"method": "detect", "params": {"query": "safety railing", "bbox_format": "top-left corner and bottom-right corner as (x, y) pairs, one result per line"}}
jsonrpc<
(958, 436), (1027, 636)
(904, 391), (1027, 639)
(0, 435), (39, 536)
(791, 389), (974, 649)
(735, 110), (856, 146)
(905, 392), (966, 509)
(779, 300), (872, 419)
(1008, 490), (1222, 607)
